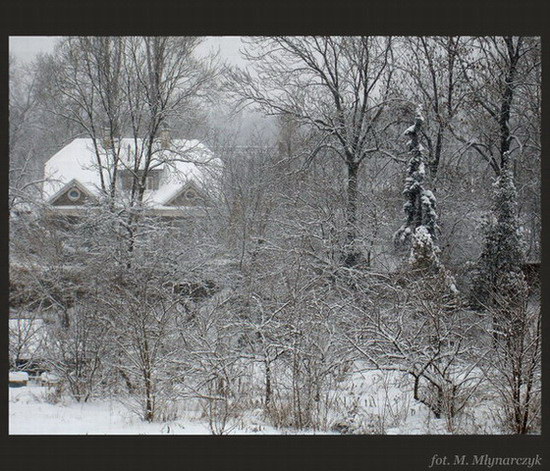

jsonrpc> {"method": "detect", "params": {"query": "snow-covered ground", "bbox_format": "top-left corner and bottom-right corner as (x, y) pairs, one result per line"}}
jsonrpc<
(9, 384), (328, 435)
(9, 368), (501, 435)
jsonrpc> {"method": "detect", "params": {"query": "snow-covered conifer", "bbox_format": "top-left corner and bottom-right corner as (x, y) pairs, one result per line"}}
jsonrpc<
(395, 110), (457, 295)
(472, 151), (526, 308)
(409, 226), (441, 272)
(394, 108), (438, 249)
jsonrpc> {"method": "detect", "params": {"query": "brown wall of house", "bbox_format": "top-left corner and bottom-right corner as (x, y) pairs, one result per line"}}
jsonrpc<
(51, 188), (90, 206)
(167, 190), (204, 207)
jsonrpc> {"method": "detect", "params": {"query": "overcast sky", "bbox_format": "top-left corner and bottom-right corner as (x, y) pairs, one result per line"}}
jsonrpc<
(9, 36), (275, 141)
(9, 36), (248, 66)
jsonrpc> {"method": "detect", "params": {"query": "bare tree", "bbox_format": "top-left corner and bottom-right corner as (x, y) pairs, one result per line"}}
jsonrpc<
(47, 37), (218, 262)
(230, 36), (396, 267)
(396, 37), (469, 179)
(483, 285), (541, 434)
(345, 269), (480, 426)
(9, 56), (50, 211)
(455, 37), (537, 176)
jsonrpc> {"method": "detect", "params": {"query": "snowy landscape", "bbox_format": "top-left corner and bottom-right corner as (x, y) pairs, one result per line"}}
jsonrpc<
(9, 36), (541, 435)
(10, 367), (502, 435)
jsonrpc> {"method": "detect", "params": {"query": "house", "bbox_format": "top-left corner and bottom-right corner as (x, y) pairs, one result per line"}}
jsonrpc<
(43, 137), (220, 218)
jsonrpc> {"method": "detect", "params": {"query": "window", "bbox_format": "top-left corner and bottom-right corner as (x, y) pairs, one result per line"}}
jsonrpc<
(120, 170), (160, 191)
(146, 173), (159, 190)
(185, 189), (196, 199)
(67, 188), (81, 202)
(121, 173), (133, 191)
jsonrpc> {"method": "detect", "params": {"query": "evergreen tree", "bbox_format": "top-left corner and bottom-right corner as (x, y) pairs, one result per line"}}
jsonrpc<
(396, 110), (457, 295)
(472, 151), (526, 310)
(473, 156), (539, 435)
(394, 108), (438, 249)
(408, 226), (441, 273)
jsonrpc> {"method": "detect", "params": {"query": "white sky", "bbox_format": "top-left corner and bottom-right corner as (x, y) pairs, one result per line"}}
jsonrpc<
(8, 36), (274, 141)
(9, 36), (248, 66)
(9, 36), (58, 62)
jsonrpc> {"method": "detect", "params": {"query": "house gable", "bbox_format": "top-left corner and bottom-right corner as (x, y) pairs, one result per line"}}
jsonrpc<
(49, 180), (94, 207)
(164, 182), (208, 207)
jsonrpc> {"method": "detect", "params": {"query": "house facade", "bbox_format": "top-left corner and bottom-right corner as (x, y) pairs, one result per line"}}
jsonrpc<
(43, 137), (219, 217)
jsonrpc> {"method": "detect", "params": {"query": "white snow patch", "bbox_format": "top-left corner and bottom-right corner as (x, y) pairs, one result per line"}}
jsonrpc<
(9, 372), (29, 382)
(9, 385), (330, 435)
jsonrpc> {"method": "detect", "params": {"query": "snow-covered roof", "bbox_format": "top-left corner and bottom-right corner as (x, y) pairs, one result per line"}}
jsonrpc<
(9, 372), (29, 382)
(43, 138), (220, 208)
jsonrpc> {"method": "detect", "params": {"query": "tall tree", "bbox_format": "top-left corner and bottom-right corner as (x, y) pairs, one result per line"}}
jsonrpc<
(398, 37), (468, 179)
(9, 56), (52, 210)
(48, 36), (217, 263)
(455, 37), (535, 176)
(474, 152), (540, 434)
(230, 36), (396, 268)
(473, 151), (525, 311)
(394, 108), (437, 249)
(49, 36), (215, 205)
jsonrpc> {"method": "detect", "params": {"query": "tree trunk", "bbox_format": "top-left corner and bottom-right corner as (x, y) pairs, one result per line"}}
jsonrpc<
(498, 37), (520, 172)
(429, 127), (443, 178)
(265, 356), (272, 407)
(142, 337), (154, 422)
(343, 160), (363, 268)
